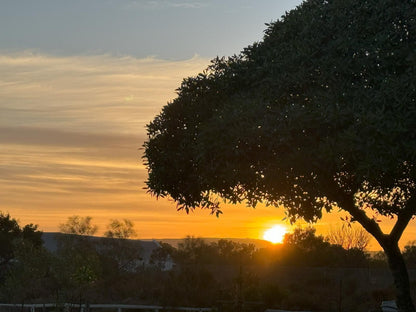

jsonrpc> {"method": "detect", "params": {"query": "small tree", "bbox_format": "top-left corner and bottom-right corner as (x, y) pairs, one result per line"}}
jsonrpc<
(59, 215), (98, 236)
(326, 224), (371, 251)
(284, 227), (327, 250)
(0, 212), (42, 267)
(56, 216), (101, 303)
(150, 242), (176, 270)
(1, 242), (53, 303)
(100, 219), (141, 272)
(104, 219), (137, 239)
(281, 227), (368, 267)
(403, 242), (416, 268)
(176, 236), (215, 265)
(144, 0), (416, 310)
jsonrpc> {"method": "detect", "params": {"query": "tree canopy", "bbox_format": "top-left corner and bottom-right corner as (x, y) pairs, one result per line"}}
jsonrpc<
(145, 0), (415, 223)
(59, 215), (98, 236)
(0, 212), (42, 267)
(144, 0), (416, 310)
(279, 227), (368, 267)
(104, 219), (137, 239)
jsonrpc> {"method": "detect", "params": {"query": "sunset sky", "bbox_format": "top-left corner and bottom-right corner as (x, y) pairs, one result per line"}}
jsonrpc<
(1, 0), (415, 249)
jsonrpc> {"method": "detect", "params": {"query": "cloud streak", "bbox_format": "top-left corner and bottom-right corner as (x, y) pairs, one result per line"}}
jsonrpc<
(0, 52), (209, 133)
(0, 52), (216, 234)
(125, 0), (208, 10)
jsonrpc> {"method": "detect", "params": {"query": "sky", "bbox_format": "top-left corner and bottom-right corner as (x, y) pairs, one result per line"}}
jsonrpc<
(1, 0), (415, 249)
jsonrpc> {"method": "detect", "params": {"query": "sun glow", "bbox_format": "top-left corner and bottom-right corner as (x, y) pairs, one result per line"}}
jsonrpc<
(263, 225), (287, 244)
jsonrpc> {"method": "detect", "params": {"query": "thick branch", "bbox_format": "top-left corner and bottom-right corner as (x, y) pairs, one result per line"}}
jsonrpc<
(335, 192), (387, 247)
(390, 196), (416, 244)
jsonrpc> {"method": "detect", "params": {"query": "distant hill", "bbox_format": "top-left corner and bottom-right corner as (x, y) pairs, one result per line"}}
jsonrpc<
(42, 233), (275, 251)
(41, 232), (173, 270)
(143, 237), (275, 249)
(41, 232), (160, 257)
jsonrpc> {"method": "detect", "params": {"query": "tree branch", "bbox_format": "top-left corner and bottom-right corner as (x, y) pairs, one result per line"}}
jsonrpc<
(335, 192), (388, 247)
(390, 196), (416, 243)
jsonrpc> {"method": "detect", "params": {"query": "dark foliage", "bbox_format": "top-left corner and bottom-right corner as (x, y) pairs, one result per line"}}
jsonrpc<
(0, 212), (42, 267)
(403, 242), (416, 268)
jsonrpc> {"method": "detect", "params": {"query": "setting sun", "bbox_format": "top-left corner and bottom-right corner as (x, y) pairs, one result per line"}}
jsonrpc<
(263, 225), (287, 244)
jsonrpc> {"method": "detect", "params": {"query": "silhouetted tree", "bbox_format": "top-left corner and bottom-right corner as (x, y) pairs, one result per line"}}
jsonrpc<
(280, 227), (368, 267)
(284, 227), (327, 251)
(403, 242), (416, 268)
(215, 239), (255, 265)
(326, 224), (371, 251)
(104, 219), (137, 239)
(175, 236), (217, 265)
(144, 0), (416, 310)
(0, 212), (42, 268)
(98, 238), (143, 273)
(281, 227), (331, 266)
(54, 235), (102, 304)
(55, 216), (101, 303)
(59, 215), (98, 236)
(1, 241), (54, 303)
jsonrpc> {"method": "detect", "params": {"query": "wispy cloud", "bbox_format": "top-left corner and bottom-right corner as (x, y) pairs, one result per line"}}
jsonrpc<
(0, 52), (208, 134)
(170, 2), (207, 9)
(125, 0), (207, 10)
(0, 52), (211, 234)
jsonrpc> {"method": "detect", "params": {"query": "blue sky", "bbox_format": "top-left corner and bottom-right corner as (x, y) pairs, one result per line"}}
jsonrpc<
(1, 0), (300, 59)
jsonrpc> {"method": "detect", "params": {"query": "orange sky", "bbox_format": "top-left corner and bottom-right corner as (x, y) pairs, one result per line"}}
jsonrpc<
(2, 2), (413, 254)
(1, 53), (415, 251)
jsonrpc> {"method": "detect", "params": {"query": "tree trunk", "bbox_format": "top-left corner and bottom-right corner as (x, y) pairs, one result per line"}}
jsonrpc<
(383, 241), (415, 312)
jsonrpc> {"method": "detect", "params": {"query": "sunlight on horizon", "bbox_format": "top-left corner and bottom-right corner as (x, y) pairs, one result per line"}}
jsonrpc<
(263, 224), (287, 244)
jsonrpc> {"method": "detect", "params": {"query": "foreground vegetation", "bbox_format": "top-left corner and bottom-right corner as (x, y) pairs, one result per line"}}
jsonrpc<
(1, 213), (416, 311)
